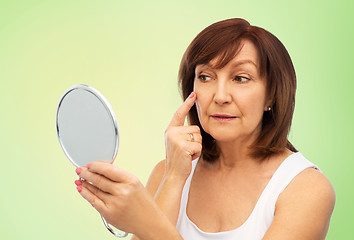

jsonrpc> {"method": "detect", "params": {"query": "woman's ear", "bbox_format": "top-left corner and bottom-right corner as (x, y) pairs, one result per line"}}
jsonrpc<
(264, 99), (273, 111)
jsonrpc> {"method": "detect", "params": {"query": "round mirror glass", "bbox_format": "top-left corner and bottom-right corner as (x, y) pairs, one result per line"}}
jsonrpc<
(56, 84), (119, 167)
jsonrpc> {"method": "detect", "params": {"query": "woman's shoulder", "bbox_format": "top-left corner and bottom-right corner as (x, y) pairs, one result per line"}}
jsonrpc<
(151, 159), (167, 175)
(269, 156), (336, 238)
(284, 151), (335, 199)
(261, 152), (336, 239)
(144, 160), (166, 196)
(277, 151), (336, 210)
(282, 166), (335, 201)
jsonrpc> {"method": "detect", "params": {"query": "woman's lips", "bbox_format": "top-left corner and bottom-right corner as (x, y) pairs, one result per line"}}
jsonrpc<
(211, 114), (237, 122)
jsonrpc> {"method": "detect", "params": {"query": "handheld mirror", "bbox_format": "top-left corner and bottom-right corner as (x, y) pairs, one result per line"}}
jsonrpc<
(56, 84), (127, 238)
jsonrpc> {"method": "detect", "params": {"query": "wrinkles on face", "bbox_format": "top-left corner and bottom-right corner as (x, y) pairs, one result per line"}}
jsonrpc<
(192, 40), (269, 144)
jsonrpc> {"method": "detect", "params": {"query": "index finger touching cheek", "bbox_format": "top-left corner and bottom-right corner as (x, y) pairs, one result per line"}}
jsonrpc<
(169, 92), (197, 127)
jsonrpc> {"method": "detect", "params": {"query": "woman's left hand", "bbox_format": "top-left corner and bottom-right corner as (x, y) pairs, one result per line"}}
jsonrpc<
(74, 161), (166, 237)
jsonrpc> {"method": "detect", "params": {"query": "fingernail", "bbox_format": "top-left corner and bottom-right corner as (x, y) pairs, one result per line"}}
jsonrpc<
(189, 92), (195, 98)
(75, 168), (82, 175)
(86, 163), (91, 169)
(77, 186), (82, 192)
(75, 180), (82, 186)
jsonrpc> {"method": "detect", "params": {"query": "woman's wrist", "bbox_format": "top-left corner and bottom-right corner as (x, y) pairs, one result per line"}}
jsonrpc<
(157, 173), (188, 199)
(162, 171), (189, 187)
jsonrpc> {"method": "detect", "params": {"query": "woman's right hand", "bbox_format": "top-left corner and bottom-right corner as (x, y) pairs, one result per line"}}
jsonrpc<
(164, 92), (202, 182)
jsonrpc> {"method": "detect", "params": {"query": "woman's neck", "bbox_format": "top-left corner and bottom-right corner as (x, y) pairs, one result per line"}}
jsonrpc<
(207, 140), (293, 175)
(214, 131), (260, 169)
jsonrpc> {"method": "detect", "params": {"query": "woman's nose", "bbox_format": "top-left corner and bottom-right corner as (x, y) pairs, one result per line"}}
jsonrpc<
(214, 81), (232, 105)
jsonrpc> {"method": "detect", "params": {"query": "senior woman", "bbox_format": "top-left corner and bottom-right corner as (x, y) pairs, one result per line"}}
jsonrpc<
(74, 18), (335, 240)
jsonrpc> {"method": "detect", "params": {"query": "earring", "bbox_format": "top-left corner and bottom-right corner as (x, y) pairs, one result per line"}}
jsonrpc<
(267, 106), (272, 111)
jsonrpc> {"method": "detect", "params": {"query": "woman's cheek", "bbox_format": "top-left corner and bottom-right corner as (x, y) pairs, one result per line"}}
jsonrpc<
(193, 83), (202, 120)
(194, 83), (211, 132)
(195, 99), (203, 123)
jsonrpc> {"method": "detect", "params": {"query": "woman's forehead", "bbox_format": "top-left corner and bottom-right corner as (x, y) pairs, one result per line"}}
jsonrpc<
(196, 40), (260, 70)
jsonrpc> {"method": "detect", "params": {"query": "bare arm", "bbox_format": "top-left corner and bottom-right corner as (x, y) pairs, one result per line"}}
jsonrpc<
(131, 159), (186, 240)
(130, 160), (166, 240)
(262, 168), (336, 240)
(131, 93), (201, 240)
(75, 161), (184, 240)
(154, 160), (188, 223)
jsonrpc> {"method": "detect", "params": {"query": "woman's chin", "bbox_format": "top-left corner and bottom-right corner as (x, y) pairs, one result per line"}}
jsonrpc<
(209, 132), (240, 143)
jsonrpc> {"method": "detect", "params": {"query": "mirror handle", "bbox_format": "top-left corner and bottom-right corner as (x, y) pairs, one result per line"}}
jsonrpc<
(101, 215), (128, 238)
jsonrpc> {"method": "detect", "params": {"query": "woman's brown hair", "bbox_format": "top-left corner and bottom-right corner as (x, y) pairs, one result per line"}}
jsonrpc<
(179, 18), (297, 162)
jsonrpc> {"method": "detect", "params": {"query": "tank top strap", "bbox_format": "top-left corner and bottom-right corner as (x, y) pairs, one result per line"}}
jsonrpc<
(176, 158), (199, 227)
(255, 152), (320, 226)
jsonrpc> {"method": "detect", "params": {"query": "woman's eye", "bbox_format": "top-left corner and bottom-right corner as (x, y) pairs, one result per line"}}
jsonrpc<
(234, 76), (250, 83)
(198, 74), (211, 81)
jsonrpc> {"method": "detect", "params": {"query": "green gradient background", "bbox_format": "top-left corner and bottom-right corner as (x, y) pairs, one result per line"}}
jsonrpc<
(0, 0), (353, 239)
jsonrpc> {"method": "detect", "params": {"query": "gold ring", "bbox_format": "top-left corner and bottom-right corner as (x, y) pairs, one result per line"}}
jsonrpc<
(189, 133), (195, 142)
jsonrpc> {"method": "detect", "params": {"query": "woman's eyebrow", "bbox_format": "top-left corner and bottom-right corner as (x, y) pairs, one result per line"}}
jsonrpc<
(197, 59), (258, 70)
(196, 64), (215, 72)
(230, 59), (258, 68)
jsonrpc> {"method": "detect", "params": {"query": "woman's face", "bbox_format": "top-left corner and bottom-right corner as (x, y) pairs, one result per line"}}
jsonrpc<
(193, 40), (271, 144)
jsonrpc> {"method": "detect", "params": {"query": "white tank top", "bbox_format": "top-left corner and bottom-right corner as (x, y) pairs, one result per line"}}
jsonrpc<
(176, 152), (319, 240)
